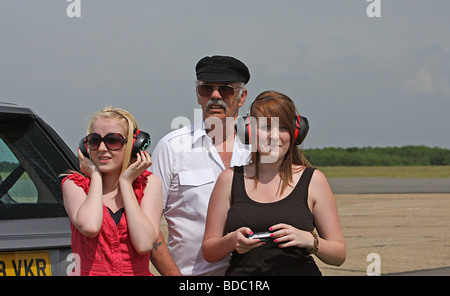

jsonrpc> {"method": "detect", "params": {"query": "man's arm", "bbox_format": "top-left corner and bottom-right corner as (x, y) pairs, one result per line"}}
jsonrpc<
(150, 231), (182, 276)
(149, 139), (181, 275)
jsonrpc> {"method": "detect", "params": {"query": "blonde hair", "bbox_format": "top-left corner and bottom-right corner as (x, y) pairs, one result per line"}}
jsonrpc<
(87, 106), (139, 176)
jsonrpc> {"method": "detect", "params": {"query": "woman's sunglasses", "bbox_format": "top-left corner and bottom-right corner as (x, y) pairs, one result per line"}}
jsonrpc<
(85, 133), (127, 151)
(197, 84), (241, 99)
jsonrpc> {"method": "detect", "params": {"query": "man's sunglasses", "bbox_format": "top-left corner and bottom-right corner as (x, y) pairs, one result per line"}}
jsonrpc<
(84, 133), (127, 151)
(197, 84), (241, 99)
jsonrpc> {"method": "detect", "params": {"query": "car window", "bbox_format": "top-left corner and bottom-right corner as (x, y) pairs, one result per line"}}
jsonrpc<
(0, 139), (38, 203)
(0, 116), (68, 220)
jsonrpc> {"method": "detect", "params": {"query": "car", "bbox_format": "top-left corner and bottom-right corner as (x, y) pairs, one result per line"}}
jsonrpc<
(0, 102), (79, 276)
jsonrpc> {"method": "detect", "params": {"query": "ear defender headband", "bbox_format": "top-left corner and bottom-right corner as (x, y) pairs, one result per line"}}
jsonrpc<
(234, 97), (309, 146)
(79, 128), (151, 159)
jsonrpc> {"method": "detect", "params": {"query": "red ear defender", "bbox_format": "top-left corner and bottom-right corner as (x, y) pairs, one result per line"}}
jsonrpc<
(293, 115), (309, 145)
(246, 116), (252, 145)
(234, 116), (254, 145)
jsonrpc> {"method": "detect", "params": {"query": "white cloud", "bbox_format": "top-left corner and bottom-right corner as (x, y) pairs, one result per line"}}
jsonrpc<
(405, 68), (433, 94)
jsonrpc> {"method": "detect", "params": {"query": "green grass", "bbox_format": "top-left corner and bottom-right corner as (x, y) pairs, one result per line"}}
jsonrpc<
(317, 166), (450, 178)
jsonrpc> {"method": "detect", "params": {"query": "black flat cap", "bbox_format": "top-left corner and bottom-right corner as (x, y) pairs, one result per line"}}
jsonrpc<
(196, 55), (250, 84)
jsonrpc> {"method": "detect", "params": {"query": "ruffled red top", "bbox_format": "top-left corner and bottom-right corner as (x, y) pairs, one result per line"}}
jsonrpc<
(61, 171), (153, 276)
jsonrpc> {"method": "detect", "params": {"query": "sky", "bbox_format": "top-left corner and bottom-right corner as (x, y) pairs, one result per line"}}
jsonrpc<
(1, 0), (450, 153)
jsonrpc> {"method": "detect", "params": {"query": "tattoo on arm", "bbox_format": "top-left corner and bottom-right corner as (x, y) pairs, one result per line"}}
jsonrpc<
(153, 241), (163, 251)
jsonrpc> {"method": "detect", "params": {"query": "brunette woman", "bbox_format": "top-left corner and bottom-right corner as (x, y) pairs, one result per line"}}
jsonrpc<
(202, 91), (345, 275)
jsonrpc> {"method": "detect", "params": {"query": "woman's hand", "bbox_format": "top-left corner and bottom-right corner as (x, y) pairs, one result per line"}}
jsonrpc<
(77, 148), (100, 178)
(233, 227), (266, 254)
(120, 151), (152, 183)
(269, 223), (315, 249)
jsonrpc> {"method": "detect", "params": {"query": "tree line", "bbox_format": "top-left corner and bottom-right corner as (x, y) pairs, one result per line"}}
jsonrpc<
(1, 146), (449, 171)
(303, 145), (450, 166)
(0, 161), (19, 173)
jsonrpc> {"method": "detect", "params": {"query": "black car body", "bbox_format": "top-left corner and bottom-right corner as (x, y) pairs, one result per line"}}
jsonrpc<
(0, 102), (79, 276)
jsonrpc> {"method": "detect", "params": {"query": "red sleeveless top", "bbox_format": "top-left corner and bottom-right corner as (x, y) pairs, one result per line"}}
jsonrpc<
(61, 171), (153, 276)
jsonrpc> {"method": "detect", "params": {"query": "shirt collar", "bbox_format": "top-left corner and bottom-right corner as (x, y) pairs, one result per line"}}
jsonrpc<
(192, 120), (207, 145)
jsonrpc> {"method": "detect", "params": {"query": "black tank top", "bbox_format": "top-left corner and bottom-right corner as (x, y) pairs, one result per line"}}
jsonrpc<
(225, 166), (321, 276)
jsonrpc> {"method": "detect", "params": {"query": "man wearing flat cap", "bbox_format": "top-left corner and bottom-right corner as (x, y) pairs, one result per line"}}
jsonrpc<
(150, 56), (252, 276)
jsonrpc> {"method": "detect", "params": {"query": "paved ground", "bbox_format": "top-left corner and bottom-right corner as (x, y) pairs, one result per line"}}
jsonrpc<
(387, 266), (450, 276)
(151, 178), (450, 276)
(329, 178), (450, 194)
(315, 193), (450, 276)
(321, 178), (450, 276)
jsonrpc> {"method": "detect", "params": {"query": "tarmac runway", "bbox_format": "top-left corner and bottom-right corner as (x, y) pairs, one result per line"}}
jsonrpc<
(387, 266), (450, 276)
(319, 178), (450, 276)
(328, 178), (450, 194)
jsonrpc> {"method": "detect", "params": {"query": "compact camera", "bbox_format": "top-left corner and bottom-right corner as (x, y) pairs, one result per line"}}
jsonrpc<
(246, 231), (273, 242)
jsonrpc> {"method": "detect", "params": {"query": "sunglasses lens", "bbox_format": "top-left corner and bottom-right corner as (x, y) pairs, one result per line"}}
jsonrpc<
(218, 86), (235, 98)
(104, 134), (124, 150)
(198, 85), (237, 98)
(86, 134), (102, 150)
(198, 85), (214, 97)
(85, 133), (125, 151)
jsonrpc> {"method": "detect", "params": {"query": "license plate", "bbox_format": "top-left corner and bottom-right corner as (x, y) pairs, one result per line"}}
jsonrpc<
(0, 251), (52, 276)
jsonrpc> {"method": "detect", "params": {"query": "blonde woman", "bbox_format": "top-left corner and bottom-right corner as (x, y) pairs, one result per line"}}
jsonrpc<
(62, 107), (162, 276)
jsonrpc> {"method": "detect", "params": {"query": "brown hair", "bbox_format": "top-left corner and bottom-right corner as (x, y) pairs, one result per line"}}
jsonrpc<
(250, 91), (311, 195)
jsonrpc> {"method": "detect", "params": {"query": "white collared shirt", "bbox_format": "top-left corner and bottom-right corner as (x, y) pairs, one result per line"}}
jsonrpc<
(150, 121), (251, 276)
